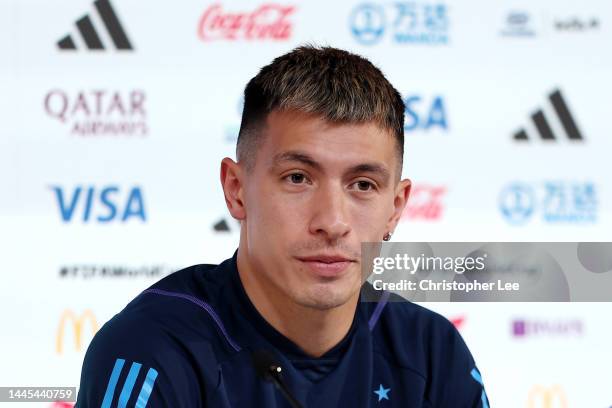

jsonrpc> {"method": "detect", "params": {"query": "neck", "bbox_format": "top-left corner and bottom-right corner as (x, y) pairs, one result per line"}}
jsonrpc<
(236, 247), (358, 358)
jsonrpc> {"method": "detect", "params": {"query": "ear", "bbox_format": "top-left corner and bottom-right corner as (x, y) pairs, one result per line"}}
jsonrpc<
(220, 157), (246, 221)
(385, 178), (412, 235)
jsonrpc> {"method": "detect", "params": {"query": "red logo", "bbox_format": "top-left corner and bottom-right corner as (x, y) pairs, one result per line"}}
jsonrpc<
(198, 3), (296, 41)
(49, 403), (74, 408)
(402, 185), (446, 221)
(450, 316), (466, 329)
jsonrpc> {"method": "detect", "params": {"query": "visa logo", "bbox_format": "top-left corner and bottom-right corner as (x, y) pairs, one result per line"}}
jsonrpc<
(51, 185), (146, 223)
(404, 95), (448, 132)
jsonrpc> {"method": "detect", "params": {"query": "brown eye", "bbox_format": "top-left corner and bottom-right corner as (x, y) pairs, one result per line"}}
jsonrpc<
(356, 180), (374, 191)
(287, 173), (307, 184)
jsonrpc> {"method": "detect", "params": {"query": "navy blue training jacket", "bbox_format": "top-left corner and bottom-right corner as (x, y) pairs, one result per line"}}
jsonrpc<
(76, 249), (490, 407)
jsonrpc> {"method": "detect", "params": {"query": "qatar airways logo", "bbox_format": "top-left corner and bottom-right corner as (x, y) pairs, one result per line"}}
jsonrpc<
(44, 89), (148, 137)
(197, 3), (296, 41)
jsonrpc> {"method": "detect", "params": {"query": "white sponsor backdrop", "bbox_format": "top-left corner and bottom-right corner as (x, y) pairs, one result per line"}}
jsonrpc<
(0, 0), (611, 407)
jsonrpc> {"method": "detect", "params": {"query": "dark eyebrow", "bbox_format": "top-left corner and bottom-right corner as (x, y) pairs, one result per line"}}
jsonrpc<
(271, 151), (323, 171)
(346, 163), (391, 186)
(271, 150), (391, 186)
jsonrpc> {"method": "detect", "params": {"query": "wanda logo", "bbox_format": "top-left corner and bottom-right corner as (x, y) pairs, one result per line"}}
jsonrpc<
(197, 3), (296, 41)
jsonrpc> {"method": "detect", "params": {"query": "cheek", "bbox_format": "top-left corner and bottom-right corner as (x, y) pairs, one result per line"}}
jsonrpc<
(349, 200), (390, 232)
(262, 182), (311, 217)
(249, 185), (305, 234)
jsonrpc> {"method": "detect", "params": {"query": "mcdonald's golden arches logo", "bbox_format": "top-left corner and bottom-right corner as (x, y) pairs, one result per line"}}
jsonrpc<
(56, 309), (99, 354)
(527, 385), (568, 408)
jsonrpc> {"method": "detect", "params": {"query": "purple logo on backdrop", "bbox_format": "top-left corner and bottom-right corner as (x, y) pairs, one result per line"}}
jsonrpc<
(44, 89), (148, 136)
(512, 319), (583, 338)
(512, 320), (527, 336)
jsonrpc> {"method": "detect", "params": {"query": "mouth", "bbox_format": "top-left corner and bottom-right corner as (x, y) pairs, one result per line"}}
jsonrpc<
(295, 254), (357, 278)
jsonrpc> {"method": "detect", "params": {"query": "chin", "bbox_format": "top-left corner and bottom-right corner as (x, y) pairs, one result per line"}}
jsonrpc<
(293, 281), (358, 311)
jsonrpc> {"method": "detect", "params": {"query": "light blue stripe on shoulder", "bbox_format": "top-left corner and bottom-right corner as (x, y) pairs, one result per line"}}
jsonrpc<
(117, 361), (142, 408)
(470, 367), (482, 384)
(101, 358), (125, 408)
(470, 367), (489, 408)
(135, 367), (159, 408)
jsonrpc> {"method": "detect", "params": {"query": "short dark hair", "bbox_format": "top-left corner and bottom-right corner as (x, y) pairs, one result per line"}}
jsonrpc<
(236, 44), (405, 178)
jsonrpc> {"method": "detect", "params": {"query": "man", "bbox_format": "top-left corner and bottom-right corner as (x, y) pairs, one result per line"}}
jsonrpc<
(76, 45), (489, 407)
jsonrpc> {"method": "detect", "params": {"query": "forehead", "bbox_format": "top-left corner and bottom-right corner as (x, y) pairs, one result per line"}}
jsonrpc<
(259, 110), (398, 169)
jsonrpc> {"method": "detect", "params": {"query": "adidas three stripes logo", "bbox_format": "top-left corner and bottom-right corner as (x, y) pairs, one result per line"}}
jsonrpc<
(513, 89), (584, 142)
(57, 0), (133, 51)
(101, 358), (158, 408)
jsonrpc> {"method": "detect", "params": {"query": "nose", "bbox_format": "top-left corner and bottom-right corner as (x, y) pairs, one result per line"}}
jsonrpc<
(308, 182), (351, 242)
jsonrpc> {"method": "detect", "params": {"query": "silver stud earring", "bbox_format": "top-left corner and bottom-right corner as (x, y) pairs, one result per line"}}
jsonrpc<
(383, 232), (392, 241)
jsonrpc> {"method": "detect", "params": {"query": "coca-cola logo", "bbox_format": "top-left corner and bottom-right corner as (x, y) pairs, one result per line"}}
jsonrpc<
(44, 89), (148, 137)
(197, 3), (296, 41)
(401, 185), (446, 221)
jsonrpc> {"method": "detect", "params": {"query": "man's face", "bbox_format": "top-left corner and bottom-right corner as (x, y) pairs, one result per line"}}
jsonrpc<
(235, 110), (409, 310)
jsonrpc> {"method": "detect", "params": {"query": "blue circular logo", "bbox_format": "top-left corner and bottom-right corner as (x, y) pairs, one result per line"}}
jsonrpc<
(499, 183), (535, 224)
(349, 4), (386, 45)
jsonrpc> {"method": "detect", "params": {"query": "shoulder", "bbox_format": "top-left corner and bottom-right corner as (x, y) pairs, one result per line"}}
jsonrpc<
(75, 262), (231, 407)
(89, 261), (237, 356)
